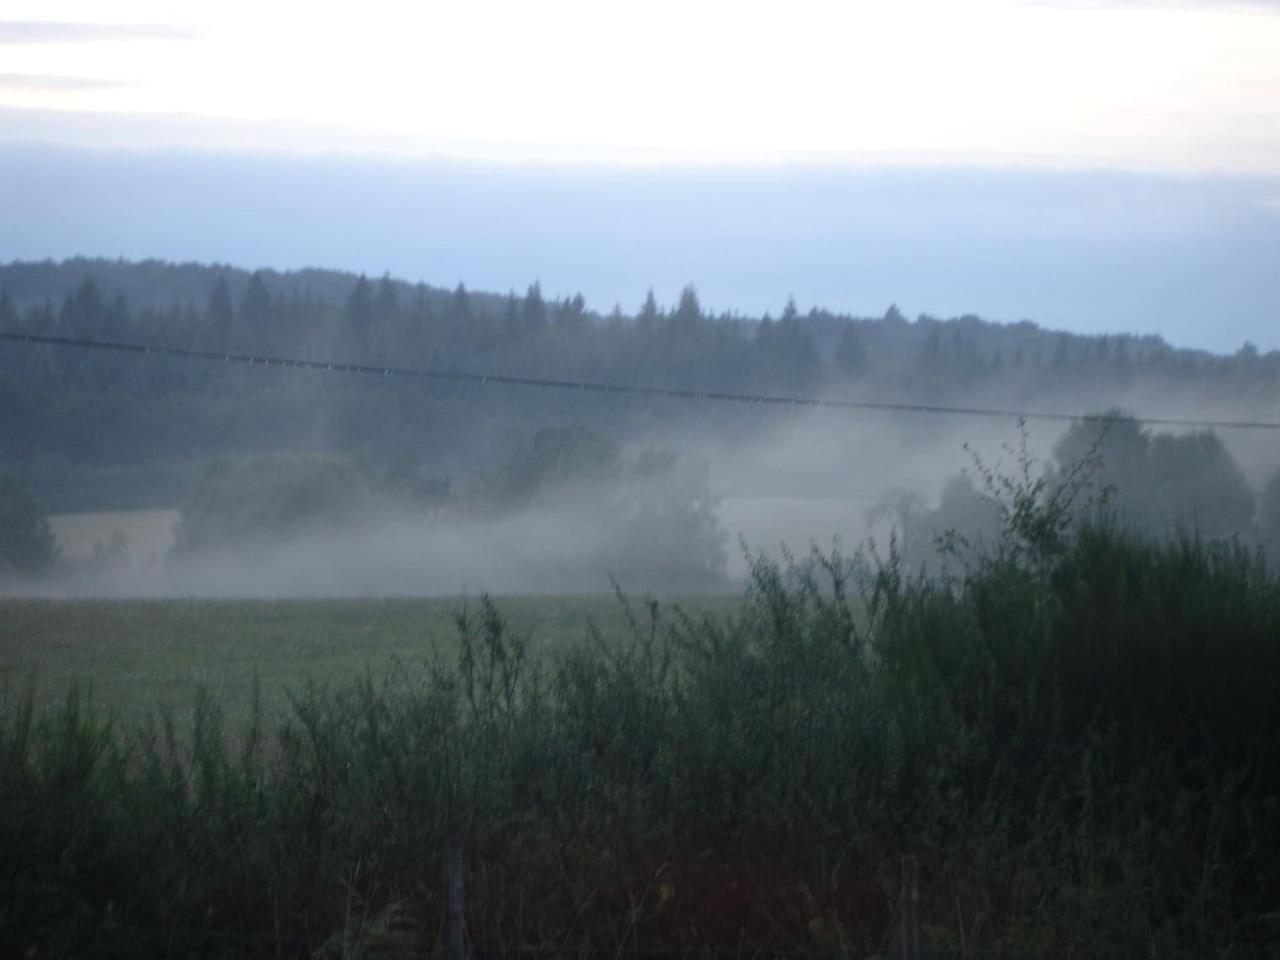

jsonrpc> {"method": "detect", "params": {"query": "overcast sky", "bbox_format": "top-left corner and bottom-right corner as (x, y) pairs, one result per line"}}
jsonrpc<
(4, 0), (1280, 171)
(2, 1), (1278, 351)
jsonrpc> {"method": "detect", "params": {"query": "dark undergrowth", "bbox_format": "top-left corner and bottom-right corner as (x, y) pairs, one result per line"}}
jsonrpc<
(4, 497), (1280, 957)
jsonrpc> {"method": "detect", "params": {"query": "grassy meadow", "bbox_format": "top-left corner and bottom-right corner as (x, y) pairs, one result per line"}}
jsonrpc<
(0, 594), (739, 724)
(4, 497), (1280, 957)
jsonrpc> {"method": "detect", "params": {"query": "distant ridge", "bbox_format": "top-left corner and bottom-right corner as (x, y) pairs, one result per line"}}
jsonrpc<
(0, 256), (1242, 369)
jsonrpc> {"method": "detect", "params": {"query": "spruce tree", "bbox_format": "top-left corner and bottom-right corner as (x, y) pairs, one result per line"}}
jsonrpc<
(207, 275), (234, 346)
(239, 271), (272, 332)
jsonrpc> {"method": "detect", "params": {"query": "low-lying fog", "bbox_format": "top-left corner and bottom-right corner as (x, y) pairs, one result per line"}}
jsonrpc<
(23, 392), (1280, 599)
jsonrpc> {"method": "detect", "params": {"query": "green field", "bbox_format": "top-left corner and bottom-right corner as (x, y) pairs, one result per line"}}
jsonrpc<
(5, 521), (1280, 957)
(0, 594), (739, 724)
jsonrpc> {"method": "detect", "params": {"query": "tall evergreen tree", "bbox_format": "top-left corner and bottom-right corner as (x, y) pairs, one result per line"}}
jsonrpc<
(347, 275), (373, 328)
(345, 274), (374, 354)
(559, 292), (588, 333)
(375, 272), (398, 319)
(637, 289), (660, 331)
(522, 282), (548, 333)
(449, 283), (472, 324)
(672, 285), (701, 328)
(60, 278), (105, 338)
(103, 294), (130, 339)
(239, 271), (272, 332)
(0, 289), (16, 330)
(834, 322), (868, 376)
(502, 292), (522, 342)
(207, 275), (234, 346)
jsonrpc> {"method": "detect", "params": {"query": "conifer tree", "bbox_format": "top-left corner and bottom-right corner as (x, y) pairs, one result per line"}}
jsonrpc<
(522, 282), (547, 332)
(239, 271), (272, 332)
(637, 289), (660, 331)
(60, 278), (105, 338)
(103, 294), (130, 339)
(0, 289), (16, 330)
(375, 272), (398, 319)
(207, 275), (234, 345)
(347, 275), (373, 328)
(673, 285), (701, 328)
(834, 322), (867, 376)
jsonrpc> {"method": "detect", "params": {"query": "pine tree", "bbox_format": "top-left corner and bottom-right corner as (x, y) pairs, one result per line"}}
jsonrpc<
(0, 289), (16, 331)
(449, 283), (472, 323)
(637, 289), (660, 332)
(502, 291), (521, 342)
(207, 275), (234, 346)
(347, 275), (373, 328)
(522, 282), (547, 333)
(103, 294), (130, 339)
(239, 271), (272, 332)
(60, 278), (105, 338)
(834, 322), (868, 376)
(673, 285), (701, 328)
(375, 272), (398, 319)
(447, 283), (472, 347)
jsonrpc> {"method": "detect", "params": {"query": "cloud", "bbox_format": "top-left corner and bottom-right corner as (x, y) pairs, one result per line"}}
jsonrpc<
(0, 73), (128, 92)
(0, 21), (198, 44)
(1027, 0), (1280, 10)
(1054, 0), (1280, 7)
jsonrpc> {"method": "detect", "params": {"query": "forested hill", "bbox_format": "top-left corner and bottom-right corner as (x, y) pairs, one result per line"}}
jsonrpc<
(3, 256), (1274, 377)
(1, 257), (1277, 512)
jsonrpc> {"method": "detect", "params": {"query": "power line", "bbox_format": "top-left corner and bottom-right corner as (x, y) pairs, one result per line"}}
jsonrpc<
(3, 330), (1279, 432)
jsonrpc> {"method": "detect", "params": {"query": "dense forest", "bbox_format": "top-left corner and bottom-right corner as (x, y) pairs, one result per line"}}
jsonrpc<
(3, 257), (1277, 507)
(2, 257), (1280, 590)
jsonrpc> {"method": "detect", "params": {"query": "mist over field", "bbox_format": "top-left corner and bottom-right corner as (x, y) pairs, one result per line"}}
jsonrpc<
(4, 295), (1279, 599)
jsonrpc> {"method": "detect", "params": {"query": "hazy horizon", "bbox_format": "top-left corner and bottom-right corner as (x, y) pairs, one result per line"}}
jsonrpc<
(5, 2), (1279, 353)
(3, 144), (1278, 355)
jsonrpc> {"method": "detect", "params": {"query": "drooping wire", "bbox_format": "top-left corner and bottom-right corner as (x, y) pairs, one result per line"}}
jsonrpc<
(3, 330), (1278, 431)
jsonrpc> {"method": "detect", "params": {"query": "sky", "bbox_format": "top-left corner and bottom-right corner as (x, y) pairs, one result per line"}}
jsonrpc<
(2, 0), (1279, 351)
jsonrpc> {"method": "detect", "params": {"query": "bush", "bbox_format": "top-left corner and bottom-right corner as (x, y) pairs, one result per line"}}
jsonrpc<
(170, 454), (382, 557)
(0, 474), (56, 578)
(5, 466), (1280, 955)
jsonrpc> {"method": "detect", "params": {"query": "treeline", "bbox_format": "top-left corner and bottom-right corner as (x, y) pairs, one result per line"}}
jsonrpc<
(1, 258), (1278, 512)
(6, 258), (1276, 384)
(0, 424), (728, 593)
(892, 414), (1280, 569)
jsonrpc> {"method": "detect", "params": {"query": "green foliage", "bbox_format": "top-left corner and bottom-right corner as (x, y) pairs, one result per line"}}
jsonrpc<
(487, 425), (620, 502)
(1052, 411), (1255, 541)
(902, 414), (1265, 572)
(6, 258), (1280, 517)
(834, 320), (868, 376)
(171, 455), (382, 557)
(238, 271), (272, 331)
(5, 499), (1280, 955)
(0, 474), (56, 577)
(483, 427), (727, 589)
(1261, 470), (1280, 567)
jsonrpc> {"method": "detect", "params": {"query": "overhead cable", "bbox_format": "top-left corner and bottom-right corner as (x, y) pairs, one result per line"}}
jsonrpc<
(3, 330), (1277, 431)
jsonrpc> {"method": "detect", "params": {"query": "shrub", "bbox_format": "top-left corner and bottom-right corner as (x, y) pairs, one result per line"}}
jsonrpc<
(0, 474), (56, 578)
(5, 464), (1280, 955)
(170, 454), (382, 557)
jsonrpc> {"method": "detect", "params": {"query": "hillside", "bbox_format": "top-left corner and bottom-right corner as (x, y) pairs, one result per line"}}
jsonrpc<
(1, 257), (1278, 516)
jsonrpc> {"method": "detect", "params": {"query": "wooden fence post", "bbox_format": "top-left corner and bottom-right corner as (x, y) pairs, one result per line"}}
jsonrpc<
(901, 855), (920, 960)
(449, 835), (465, 960)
